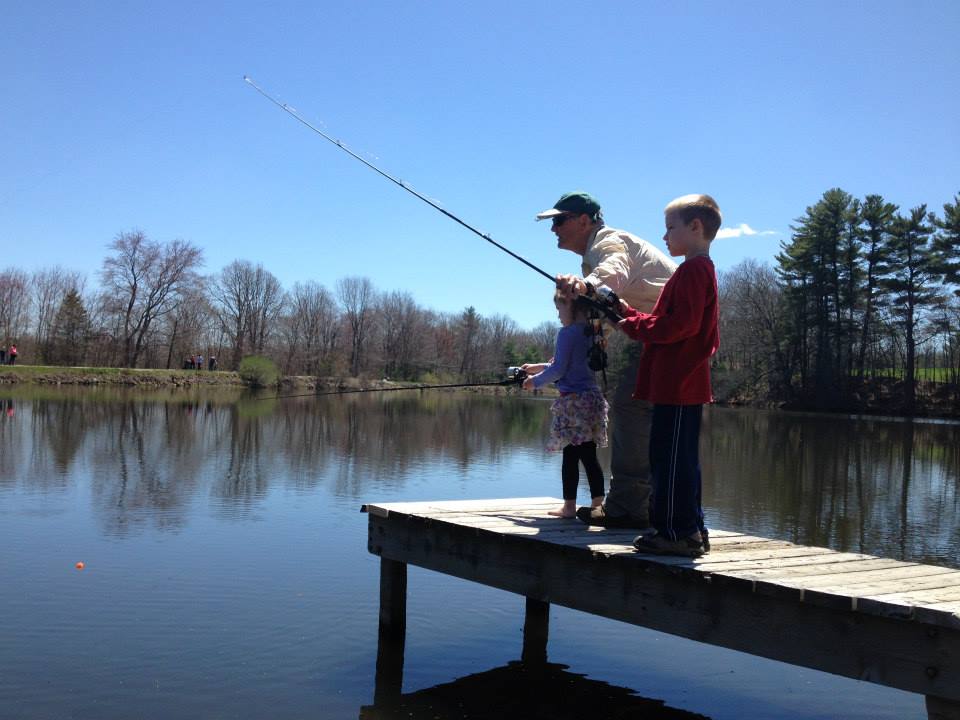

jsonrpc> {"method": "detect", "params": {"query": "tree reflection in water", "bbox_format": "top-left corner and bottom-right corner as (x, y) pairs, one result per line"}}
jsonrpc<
(702, 409), (960, 567)
(1, 391), (957, 566)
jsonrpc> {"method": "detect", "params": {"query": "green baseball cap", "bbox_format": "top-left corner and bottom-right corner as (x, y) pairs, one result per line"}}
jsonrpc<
(535, 191), (602, 220)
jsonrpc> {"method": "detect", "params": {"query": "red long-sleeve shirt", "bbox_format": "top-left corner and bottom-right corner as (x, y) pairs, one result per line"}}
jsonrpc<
(619, 255), (719, 405)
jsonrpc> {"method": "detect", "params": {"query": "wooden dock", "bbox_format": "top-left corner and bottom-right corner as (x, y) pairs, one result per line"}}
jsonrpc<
(364, 497), (960, 719)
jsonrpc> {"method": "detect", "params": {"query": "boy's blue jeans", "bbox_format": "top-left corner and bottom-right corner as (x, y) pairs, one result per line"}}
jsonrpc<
(649, 404), (705, 541)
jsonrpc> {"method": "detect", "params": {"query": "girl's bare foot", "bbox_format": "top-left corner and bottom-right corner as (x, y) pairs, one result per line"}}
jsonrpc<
(548, 503), (576, 518)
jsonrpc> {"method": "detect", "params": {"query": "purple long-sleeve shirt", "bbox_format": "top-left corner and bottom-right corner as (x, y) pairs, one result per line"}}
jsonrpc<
(531, 322), (598, 393)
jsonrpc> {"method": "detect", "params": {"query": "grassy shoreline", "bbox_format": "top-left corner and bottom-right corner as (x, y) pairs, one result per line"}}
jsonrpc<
(0, 364), (250, 387)
(0, 365), (516, 395)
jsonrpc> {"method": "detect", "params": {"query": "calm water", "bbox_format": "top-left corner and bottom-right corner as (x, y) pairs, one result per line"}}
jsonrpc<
(1, 388), (958, 720)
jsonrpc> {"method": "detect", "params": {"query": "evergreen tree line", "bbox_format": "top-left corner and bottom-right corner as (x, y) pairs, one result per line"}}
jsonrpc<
(717, 189), (960, 415)
(0, 230), (568, 381)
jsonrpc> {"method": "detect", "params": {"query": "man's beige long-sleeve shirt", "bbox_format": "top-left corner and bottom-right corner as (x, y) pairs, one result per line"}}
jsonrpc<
(581, 226), (677, 314)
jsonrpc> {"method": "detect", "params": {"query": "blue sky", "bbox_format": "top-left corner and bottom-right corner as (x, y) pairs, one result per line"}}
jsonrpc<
(2, 1), (958, 329)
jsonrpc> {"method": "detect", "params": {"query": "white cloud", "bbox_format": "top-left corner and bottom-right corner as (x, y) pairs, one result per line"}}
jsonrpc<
(715, 223), (778, 239)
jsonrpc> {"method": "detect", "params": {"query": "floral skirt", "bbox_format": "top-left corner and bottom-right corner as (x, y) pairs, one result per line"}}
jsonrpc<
(546, 388), (609, 452)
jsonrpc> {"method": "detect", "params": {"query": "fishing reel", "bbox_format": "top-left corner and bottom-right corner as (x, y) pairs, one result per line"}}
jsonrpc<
(580, 284), (614, 376)
(586, 335), (608, 372)
(506, 366), (528, 384)
(583, 283), (623, 323)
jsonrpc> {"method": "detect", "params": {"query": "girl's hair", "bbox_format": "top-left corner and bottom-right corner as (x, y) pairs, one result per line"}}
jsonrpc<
(553, 289), (591, 321)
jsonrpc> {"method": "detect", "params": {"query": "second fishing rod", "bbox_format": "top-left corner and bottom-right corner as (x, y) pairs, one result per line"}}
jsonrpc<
(265, 368), (529, 402)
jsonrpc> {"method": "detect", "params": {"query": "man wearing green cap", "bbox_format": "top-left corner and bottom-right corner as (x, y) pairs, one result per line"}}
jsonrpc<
(537, 191), (676, 528)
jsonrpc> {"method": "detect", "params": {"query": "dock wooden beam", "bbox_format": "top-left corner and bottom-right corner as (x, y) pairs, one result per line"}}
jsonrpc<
(373, 558), (406, 705)
(364, 498), (960, 719)
(521, 597), (549, 664)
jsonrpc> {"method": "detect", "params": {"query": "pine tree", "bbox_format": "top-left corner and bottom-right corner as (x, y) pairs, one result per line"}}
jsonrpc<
(776, 189), (857, 406)
(856, 195), (897, 378)
(931, 193), (960, 294)
(876, 206), (938, 413)
(49, 289), (90, 366)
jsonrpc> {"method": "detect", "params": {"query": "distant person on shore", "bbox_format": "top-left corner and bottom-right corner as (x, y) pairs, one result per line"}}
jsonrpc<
(616, 194), (721, 558)
(520, 289), (609, 519)
(538, 191), (676, 529)
(197, 353), (204, 371)
(8, 344), (17, 365)
(0, 346), (5, 365)
(208, 355), (217, 371)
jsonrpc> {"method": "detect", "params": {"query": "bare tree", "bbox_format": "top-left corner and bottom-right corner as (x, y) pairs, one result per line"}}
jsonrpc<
(377, 289), (429, 380)
(527, 320), (559, 361)
(282, 281), (340, 375)
(245, 266), (285, 358)
(210, 260), (285, 369)
(160, 283), (214, 369)
(210, 263), (249, 368)
(424, 311), (460, 379)
(99, 231), (203, 367)
(337, 277), (375, 377)
(0, 268), (30, 352)
(479, 313), (519, 374)
(719, 260), (791, 398)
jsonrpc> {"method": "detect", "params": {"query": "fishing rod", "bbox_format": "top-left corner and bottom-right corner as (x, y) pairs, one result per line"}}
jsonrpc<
(243, 74), (623, 394)
(242, 75), (555, 284)
(262, 369), (528, 402)
(243, 76), (624, 324)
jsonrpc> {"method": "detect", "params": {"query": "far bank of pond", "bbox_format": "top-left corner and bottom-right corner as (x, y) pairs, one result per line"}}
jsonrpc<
(3, 364), (958, 418)
(0, 365), (396, 391)
(0, 365), (507, 395)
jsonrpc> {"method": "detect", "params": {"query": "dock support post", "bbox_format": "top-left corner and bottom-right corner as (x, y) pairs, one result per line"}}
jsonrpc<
(374, 558), (407, 704)
(927, 696), (960, 720)
(522, 597), (550, 664)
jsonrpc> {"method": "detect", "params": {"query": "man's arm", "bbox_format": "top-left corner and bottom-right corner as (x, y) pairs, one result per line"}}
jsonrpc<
(583, 235), (631, 295)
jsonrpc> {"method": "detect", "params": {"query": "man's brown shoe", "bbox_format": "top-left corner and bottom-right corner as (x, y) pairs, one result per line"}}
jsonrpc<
(632, 531), (704, 558)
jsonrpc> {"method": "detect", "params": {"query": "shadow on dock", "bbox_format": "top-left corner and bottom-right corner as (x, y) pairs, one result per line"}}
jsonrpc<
(360, 660), (710, 720)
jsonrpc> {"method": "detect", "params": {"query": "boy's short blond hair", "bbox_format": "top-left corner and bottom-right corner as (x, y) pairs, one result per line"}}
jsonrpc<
(665, 194), (722, 241)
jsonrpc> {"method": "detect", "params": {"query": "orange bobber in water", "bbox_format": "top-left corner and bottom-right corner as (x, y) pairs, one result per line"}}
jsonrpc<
(75, 562), (85, 570)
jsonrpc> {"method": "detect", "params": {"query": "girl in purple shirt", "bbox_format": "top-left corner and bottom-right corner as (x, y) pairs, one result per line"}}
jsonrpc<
(522, 291), (609, 518)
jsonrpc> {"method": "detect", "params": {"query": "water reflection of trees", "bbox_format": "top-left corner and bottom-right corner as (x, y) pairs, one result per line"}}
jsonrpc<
(0, 393), (548, 533)
(2, 395), (957, 566)
(704, 409), (960, 567)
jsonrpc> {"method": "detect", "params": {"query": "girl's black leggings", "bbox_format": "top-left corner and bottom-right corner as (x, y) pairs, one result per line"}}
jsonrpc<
(562, 441), (605, 500)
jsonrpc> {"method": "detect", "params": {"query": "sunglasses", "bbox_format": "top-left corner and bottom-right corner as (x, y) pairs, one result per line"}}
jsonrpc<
(551, 213), (578, 227)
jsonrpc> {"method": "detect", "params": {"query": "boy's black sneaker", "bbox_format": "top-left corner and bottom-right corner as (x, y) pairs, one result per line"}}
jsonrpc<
(632, 531), (704, 558)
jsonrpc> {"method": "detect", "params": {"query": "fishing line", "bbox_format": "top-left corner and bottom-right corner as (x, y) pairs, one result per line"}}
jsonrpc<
(257, 376), (525, 403)
(243, 75), (555, 283)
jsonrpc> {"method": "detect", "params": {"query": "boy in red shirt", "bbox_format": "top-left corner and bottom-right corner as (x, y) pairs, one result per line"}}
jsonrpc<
(616, 194), (721, 558)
